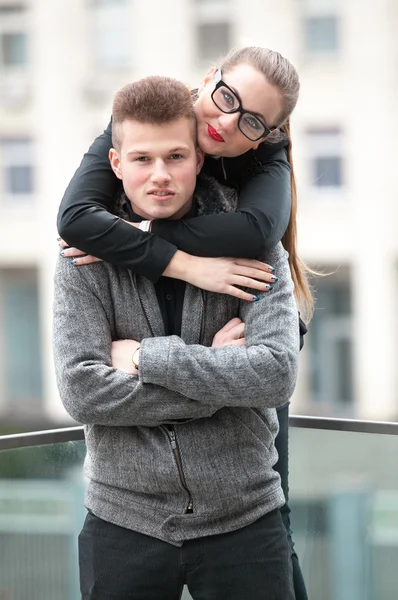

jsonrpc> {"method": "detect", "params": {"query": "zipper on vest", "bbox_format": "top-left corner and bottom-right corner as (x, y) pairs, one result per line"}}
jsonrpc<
(166, 426), (194, 514)
(221, 157), (227, 181)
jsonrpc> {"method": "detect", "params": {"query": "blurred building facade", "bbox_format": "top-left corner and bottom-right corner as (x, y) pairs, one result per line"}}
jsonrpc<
(0, 0), (397, 428)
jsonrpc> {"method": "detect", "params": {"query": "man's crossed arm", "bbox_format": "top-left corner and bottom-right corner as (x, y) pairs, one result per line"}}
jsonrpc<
(53, 244), (299, 428)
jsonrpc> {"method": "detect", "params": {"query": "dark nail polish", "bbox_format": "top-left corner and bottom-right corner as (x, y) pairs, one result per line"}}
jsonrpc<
(70, 259), (76, 265)
(57, 237), (61, 241)
(60, 251), (64, 256)
(268, 266), (275, 273)
(266, 284), (274, 291)
(271, 276), (279, 282)
(252, 295), (260, 302)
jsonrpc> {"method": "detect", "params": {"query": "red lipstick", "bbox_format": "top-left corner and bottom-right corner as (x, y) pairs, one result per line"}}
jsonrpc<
(208, 125), (225, 143)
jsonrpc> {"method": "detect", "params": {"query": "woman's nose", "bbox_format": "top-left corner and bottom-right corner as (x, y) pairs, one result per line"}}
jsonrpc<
(218, 112), (240, 133)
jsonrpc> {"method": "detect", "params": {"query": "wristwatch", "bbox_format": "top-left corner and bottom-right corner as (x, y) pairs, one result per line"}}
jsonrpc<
(132, 347), (140, 370)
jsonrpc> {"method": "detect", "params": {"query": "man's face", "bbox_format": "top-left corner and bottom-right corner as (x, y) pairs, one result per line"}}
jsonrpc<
(110, 118), (204, 220)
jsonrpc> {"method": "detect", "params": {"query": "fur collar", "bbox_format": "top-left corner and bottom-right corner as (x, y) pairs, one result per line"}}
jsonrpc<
(113, 172), (237, 221)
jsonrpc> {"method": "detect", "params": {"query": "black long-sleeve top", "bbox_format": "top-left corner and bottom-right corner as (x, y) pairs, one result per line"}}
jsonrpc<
(57, 120), (292, 282)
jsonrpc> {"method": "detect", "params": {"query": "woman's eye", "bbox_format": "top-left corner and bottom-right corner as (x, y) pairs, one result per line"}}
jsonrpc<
(221, 90), (235, 106)
(243, 115), (262, 130)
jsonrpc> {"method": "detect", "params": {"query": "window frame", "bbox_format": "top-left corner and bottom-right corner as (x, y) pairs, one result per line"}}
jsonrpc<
(304, 14), (340, 55)
(0, 4), (29, 73)
(89, 0), (132, 71)
(0, 268), (43, 417)
(306, 128), (345, 193)
(0, 138), (35, 209)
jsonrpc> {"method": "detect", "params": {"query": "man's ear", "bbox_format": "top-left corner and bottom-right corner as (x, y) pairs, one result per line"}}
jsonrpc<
(109, 148), (123, 180)
(195, 147), (205, 174)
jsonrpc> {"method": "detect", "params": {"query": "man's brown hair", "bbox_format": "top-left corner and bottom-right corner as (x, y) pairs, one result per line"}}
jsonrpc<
(112, 76), (196, 150)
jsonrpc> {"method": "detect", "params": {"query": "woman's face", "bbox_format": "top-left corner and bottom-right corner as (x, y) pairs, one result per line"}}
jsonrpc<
(194, 62), (283, 158)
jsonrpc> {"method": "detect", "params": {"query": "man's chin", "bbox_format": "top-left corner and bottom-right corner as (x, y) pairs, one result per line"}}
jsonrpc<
(150, 208), (180, 220)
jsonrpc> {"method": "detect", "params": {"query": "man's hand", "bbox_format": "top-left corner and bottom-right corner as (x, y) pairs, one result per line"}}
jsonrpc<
(212, 318), (246, 348)
(164, 251), (277, 302)
(111, 339), (140, 375)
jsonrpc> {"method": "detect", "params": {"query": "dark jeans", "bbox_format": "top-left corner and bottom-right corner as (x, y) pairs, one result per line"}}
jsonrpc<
(79, 509), (294, 600)
(275, 402), (308, 600)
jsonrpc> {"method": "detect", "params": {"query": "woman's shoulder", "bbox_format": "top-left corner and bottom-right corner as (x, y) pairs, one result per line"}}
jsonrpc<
(253, 135), (289, 163)
(202, 135), (290, 188)
(224, 135), (290, 173)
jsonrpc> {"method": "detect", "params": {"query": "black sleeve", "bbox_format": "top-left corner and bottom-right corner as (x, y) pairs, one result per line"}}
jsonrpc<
(152, 148), (291, 257)
(57, 121), (177, 282)
(58, 122), (291, 275)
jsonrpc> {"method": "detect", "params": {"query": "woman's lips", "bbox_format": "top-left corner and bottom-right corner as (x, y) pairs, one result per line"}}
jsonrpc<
(208, 125), (225, 143)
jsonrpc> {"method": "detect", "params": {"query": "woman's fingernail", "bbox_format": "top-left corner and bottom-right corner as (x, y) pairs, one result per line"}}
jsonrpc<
(266, 284), (274, 291)
(268, 266), (275, 273)
(60, 251), (64, 256)
(70, 259), (76, 265)
(252, 295), (260, 302)
(57, 237), (61, 241)
(271, 276), (279, 282)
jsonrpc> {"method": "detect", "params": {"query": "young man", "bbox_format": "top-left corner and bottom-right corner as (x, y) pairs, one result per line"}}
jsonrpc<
(53, 76), (299, 600)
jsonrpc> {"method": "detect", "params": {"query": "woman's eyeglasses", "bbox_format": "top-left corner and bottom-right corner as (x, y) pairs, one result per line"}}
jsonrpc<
(211, 69), (275, 142)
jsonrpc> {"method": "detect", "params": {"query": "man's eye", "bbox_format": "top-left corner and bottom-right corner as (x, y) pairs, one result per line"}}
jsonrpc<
(170, 153), (183, 160)
(135, 156), (150, 162)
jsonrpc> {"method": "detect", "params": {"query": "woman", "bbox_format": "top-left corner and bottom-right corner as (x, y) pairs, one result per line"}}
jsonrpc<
(58, 46), (311, 599)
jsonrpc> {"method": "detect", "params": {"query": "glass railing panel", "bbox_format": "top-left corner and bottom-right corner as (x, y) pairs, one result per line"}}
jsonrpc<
(0, 441), (86, 600)
(289, 427), (398, 600)
(1, 426), (398, 599)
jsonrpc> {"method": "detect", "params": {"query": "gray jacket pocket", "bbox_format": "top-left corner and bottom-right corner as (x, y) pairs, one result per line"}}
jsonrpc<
(227, 407), (277, 450)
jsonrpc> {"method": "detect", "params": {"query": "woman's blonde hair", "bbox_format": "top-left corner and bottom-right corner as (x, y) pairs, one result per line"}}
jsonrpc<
(220, 47), (314, 321)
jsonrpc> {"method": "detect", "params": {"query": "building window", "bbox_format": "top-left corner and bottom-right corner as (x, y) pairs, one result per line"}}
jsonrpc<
(0, 4), (28, 71)
(307, 129), (343, 189)
(1, 31), (27, 66)
(196, 22), (231, 62)
(0, 269), (43, 416)
(91, 0), (131, 70)
(308, 271), (353, 408)
(304, 16), (339, 54)
(0, 139), (34, 206)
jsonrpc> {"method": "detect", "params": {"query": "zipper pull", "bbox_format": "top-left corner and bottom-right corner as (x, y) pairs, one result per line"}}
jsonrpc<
(186, 499), (193, 513)
(169, 429), (177, 450)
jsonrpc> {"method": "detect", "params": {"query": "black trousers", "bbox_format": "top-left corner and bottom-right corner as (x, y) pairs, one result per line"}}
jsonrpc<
(275, 403), (308, 600)
(79, 509), (294, 600)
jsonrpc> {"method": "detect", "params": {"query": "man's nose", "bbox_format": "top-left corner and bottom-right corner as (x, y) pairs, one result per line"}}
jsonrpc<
(151, 160), (170, 184)
(218, 112), (240, 133)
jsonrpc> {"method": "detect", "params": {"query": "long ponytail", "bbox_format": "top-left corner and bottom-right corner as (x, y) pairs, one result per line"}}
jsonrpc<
(280, 119), (314, 321)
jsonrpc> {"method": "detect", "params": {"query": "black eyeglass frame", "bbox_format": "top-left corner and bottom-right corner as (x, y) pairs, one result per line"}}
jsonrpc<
(211, 69), (276, 142)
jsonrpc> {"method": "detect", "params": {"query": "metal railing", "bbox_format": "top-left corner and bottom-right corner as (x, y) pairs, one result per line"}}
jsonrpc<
(0, 416), (397, 451)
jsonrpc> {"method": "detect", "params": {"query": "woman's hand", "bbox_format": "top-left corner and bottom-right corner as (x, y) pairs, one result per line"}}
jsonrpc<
(58, 238), (102, 266)
(164, 251), (277, 302)
(111, 339), (140, 375)
(58, 220), (142, 266)
(212, 318), (246, 348)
